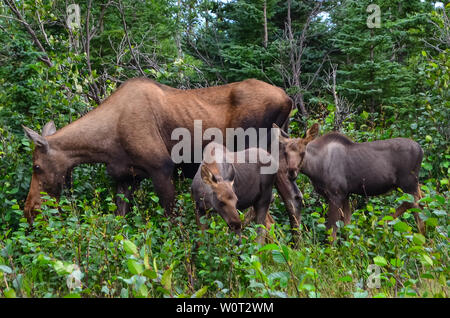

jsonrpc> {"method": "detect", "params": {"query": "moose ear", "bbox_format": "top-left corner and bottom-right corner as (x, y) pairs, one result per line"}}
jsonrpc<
(22, 125), (49, 152)
(42, 120), (56, 137)
(272, 123), (289, 142)
(201, 164), (218, 187)
(225, 164), (235, 183)
(303, 123), (319, 144)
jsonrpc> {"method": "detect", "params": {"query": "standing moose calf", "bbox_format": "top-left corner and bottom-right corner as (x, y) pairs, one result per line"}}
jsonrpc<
(191, 142), (277, 244)
(275, 123), (425, 241)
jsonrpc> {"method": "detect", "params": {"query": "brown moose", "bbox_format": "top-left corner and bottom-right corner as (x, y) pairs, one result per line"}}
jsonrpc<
(191, 142), (277, 244)
(22, 78), (303, 227)
(275, 123), (425, 241)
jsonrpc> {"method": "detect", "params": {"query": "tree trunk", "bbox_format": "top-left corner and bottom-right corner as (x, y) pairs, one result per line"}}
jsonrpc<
(263, 0), (268, 48)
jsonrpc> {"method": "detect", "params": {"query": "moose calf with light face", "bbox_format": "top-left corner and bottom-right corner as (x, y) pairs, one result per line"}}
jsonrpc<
(276, 123), (425, 241)
(191, 142), (277, 244)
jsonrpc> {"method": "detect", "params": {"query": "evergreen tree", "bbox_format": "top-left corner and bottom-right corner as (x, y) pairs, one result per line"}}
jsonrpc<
(330, 0), (433, 116)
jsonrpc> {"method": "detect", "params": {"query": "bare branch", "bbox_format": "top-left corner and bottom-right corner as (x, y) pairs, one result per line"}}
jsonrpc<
(116, 0), (146, 77)
(3, 0), (53, 67)
(82, 0), (101, 104)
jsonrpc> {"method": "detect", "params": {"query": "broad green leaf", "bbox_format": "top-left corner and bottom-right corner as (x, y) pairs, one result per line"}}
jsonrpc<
(413, 233), (426, 246)
(4, 288), (16, 298)
(137, 283), (148, 298)
(390, 258), (404, 267)
(258, 243), (279, 252)
(53, 260), (70, 275)
(0, 265), (12, 274)
(426, 218), (438, 227)
(143, 269), (157, 280)
(191, 286), (208, 298)
(281, 245), (290, 262)
(421, 254), (433, 266)
(161, 265), (174, 291)
(338, 275), (353, 282)
(123, 240), (138, 255)
(393, 221), (411, 233)
(272, 250), (286, 264)
(127, 259), (143, 275)
(373, 256), (387, 267)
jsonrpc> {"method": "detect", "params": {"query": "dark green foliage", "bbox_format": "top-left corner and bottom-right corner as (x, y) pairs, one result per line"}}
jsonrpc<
(0, 0), (448, 298)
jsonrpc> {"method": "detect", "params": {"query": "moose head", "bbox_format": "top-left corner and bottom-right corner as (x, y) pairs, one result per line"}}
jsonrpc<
(274, 123), (319, 181)
(22, 121), (70, 224)
(200, 161), (241, 235)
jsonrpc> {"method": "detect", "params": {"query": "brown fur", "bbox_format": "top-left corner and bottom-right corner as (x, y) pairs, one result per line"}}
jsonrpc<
(279, 123), (425, 241)
(192, 142), (277, 244)
(23, 78), (297, 224)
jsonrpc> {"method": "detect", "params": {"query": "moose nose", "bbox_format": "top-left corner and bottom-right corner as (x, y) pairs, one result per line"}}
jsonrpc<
(288, 169), (297, 180)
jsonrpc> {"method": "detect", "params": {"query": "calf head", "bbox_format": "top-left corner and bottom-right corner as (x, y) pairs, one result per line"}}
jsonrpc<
(22, 121), (68, 224)
(275, 123), (319, 180)
(201, 162), (241, 235)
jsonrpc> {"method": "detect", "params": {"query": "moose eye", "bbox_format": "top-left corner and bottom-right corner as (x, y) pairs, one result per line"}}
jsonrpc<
(33, 165), (41, 171)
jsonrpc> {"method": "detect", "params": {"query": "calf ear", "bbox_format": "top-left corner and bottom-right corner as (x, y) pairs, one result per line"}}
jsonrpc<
(22, 125), (49, 152)
(42, 120), (56, 137)
(225, 164), (235, 182)
(303, 123), (319, 144)
(201, 164), (218, 187)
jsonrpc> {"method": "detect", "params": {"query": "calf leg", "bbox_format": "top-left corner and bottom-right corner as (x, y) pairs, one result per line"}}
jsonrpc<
(394, 185), (425, 234)
(194, 202), (209, 232)
(343, 197), (351, 225)
(243, 207), (274, 229)
(253, 201), (271, 245)
(326, 196), (346, 242)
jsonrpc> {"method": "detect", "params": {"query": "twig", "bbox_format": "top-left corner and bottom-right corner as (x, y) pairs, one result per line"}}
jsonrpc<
(3, 0), (53, 67)
(117, 0), (146, 77)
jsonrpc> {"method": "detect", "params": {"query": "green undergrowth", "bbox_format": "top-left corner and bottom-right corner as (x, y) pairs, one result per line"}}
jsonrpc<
(0, 179), (447, 298)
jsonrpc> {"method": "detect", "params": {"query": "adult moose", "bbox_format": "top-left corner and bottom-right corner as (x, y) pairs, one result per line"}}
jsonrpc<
(275, 123), (425, 241)
(23, 78), (302, 227)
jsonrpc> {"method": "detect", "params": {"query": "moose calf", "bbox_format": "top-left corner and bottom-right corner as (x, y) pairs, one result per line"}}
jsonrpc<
(191, 142), (277, 244)
(275, 123), (425, 241)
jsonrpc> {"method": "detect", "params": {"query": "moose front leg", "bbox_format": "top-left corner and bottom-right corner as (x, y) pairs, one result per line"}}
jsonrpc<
(253, 201), (272, 245)
(115, 179), (139, 216)
(326, 196), (346, 243)
(275, 171), (303, 230)
(150, 165), (176, 217)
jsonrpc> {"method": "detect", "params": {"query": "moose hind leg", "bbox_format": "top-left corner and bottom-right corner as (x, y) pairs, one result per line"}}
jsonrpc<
(394, 185), (425, 234)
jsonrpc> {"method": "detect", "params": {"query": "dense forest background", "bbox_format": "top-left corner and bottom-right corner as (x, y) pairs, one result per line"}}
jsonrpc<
(0, 0), (448, 298)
